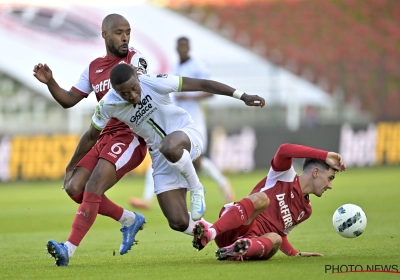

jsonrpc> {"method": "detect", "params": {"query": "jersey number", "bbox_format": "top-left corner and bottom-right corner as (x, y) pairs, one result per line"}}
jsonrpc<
(111, 143), (126, 154)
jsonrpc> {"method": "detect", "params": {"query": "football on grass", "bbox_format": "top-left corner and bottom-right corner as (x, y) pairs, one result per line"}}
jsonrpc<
(332, 204), (367, 238)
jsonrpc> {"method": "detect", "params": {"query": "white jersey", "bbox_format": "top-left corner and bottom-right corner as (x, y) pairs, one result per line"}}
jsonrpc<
(172, 58), (210, 146)
(92, 74), (198, 152)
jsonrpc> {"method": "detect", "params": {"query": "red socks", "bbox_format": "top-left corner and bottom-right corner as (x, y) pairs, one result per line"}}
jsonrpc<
(98, 195), (124, 221)
(67, 192), (102, 246)
(69, 192), (123, 221)
(245, 237), (274, 260)
(212, 198), (255, 235)
(70, 192), (84, 204)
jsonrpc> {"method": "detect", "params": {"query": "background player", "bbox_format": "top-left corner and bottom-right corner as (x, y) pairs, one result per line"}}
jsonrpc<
(33, 14), (149, 266)
(129, 36), (234, 210)
(55, 64), (264, 264)
(192, 143), (346, 261)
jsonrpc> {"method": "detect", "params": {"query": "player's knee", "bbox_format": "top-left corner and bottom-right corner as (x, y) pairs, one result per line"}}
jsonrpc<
(158, 138), (173, 156)
(159, 138), (183, 161)
(85, 182), (107, 195)
(166, 214), (189, 232)
(168, 220), (189, 232)
(251, 192), (270, 211)
(265, 232), (282, 246)
(64, 180), (84, 197)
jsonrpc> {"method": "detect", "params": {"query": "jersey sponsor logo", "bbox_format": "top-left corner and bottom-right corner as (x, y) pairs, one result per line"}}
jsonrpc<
(297, 211), (305, 221)
(130, 94), (155, 125)
(276, 193), (293, 229)
(156, 74), (168, 78)
(92, 79), (111, 94)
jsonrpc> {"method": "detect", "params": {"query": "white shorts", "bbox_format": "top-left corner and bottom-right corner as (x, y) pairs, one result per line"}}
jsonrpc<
(150, 126), (203, 195)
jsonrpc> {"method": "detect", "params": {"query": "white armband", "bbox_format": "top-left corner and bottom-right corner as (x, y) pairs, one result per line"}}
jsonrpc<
(232, 89), (244, 100)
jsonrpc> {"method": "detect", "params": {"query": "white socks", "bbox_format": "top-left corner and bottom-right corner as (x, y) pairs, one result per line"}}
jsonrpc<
(200, 157), (228, 189)
(118, 210), (136, 227)
(64, 241), (77, 258)
(183, 212), (213, 235)
(167, 149), (201, 191)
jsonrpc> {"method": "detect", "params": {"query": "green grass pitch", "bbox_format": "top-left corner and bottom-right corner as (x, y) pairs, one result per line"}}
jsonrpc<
(0, 166), (399, 280)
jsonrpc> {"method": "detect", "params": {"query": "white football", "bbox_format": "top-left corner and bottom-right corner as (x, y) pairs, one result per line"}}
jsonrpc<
(332, 204), (367, 238)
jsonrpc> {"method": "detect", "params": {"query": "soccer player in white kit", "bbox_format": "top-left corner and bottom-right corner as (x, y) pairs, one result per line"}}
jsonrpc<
(129, 37), (234, 210)
(67, 63), (265, 239)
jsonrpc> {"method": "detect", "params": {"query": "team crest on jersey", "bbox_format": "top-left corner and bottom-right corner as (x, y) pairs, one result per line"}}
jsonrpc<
(138, 58), (148, 74)
(156, 74), (168, 78)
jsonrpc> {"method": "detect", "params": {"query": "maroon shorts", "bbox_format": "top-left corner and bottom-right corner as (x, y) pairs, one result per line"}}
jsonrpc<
(76, 131), (147, 181)
(214, 204), (266, 248)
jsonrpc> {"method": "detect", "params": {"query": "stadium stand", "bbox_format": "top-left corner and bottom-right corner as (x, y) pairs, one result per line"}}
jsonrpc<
(166, 0), (400, 120)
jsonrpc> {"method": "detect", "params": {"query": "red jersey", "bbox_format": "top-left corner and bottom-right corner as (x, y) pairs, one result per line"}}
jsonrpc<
(71, 47), (148, 136)
(251, 144), (328, 236)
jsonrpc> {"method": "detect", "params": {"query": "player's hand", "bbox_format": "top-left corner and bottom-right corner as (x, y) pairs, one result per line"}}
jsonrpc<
(326, 152), (346, 172)
(296, 252), (323, 257)
(33, 63), (53, 84)
(241, 94), (265, 108)
(62, 169), (74, 190)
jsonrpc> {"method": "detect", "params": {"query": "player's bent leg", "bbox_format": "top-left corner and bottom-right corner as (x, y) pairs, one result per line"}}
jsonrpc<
(229, 233), (281, 261)
(85, 159), (146, 255)
(215, 238), (251, 261)
(159, 131), (206, 221)
(84, 158), (118, 195)
(258, 232), (282, 260)
(64, 167), (92, 198)
(157, 189), (190, 231)
(244, 192), (270, 225)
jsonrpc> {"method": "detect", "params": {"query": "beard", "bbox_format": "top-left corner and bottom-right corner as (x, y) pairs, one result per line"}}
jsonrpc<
(107, 39), (128, 57)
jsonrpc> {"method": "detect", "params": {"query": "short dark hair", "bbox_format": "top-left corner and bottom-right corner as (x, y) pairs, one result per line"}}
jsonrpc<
(177, 36), (189, 44)
(110, 63), (135, 87)
(302, 158), (331, 172)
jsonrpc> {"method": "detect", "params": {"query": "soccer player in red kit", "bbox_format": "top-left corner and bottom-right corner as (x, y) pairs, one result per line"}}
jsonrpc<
(192, 143), (346, 261)
(33, 14), (149, 266)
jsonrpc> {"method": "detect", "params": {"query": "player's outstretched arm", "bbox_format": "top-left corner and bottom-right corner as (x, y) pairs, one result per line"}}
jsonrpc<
(280, 235), (323, 257)
(180, 77), (265, 107)
(63, 124), (101, 187)
(33, 63), (84, 108)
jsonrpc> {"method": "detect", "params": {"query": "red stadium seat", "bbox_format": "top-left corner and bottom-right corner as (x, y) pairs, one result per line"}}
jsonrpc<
(169, 0), (400, 119)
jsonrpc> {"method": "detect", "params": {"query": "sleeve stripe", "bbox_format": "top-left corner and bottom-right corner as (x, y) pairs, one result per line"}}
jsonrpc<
(71, 87), (89, 98)
(178, 76), (183, 92)
(91, 121), (104, 131)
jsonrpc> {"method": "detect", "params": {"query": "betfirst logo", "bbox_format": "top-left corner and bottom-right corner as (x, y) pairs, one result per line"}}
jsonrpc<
(92, 79), (111, 94)
(276, 193), (293, 229)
